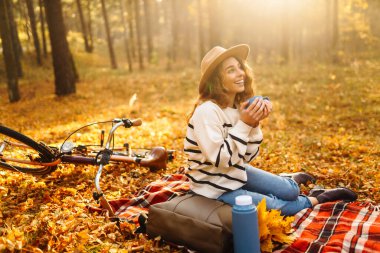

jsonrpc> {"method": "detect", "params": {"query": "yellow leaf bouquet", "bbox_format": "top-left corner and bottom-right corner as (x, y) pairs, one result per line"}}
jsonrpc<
(257, 199), (295, 252)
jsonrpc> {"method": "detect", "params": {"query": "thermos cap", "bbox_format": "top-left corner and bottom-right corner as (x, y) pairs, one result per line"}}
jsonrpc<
(235, 195), (253, 206)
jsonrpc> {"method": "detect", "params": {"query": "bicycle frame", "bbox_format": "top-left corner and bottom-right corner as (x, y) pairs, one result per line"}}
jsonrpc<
(94, 120), (128, 217)
(0, 118), (170, 218)
(88, 119), (168, 218)
(0, 146), (167, 168)
(0, 119), (168, 170)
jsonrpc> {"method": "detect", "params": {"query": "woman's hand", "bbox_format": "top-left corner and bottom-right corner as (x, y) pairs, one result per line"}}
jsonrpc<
(240, 97), (266, 127)
(260, 99), (273, 120)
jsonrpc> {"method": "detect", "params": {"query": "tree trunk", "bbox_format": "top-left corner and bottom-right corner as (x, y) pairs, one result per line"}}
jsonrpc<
(151, 0), (160, 38)
(332, 0), (339, 62)
(197, 0), (205, 62)
(281, 0), (289, 64)
(76, 0), (92, 53)
(100, 0), (117, 69)
(43, 0), (76, 96)
(163, 0), (171, 70)
(182, 0), (192, 62)
(39, 0), (48, 57)
(18, 0), (31, 45)
(126, 0), (136, 59)
(134, 0), (144, 70)
(207, 0), (220, 47)
(143, 0), (153, 63)
(26, 0), (42, 65)
(86, 0), (94, 51)
(163, 0), (173, 70)
(0, 0), (20, 102)
(6, 0), (23, 77)
(324, 0), (331, 61)
(6, 0), (22, 56)
(367, 0), (380, 38)
(170, 0), (178, 62)
(119, 0), (133, 72)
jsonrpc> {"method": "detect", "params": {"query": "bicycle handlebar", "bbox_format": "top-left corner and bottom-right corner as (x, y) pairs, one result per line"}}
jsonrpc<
(129, 118), (142, 127)
(60, 118), (142, 153)
(94, 118), (167, 217)
(113, 118), (142, 128)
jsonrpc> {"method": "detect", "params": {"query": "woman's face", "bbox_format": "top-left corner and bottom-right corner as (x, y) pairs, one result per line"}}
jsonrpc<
(220, 57), (246, 97)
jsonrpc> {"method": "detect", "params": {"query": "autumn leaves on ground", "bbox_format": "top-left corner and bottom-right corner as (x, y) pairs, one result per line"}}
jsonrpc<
(0, 53), (379, 252)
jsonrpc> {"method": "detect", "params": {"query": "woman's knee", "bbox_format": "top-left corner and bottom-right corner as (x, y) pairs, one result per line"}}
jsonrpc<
(288, 189), (300, 200)
(280, 183), (300, 201)
(282, 188), (300, 201)
(262, 177), (300, 201)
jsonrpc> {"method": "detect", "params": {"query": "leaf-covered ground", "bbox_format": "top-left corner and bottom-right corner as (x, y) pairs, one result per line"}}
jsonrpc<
(0, 54), (379, 252)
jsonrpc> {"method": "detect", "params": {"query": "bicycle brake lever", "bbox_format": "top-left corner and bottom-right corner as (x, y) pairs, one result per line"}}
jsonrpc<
(122, 119), (133, 128)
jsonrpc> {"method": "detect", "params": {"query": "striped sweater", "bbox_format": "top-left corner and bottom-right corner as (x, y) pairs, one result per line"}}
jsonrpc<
(184, 101), (263, 199)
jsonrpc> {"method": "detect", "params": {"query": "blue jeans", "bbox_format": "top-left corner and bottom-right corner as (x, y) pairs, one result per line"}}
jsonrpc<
(217, 165), (312, 216)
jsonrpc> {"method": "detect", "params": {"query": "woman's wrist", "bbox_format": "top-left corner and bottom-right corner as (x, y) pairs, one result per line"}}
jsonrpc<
(251, 122), (259, 128)
(241, 119), (259, 128)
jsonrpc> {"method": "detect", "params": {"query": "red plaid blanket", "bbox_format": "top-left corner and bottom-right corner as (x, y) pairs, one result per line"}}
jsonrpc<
(89, 174), (190, 222)
(278, 201), (380, 253)
(90, 175), (380, 253)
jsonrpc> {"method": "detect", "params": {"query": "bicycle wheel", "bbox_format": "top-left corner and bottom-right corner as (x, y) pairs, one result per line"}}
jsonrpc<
(0, 125), (57, 175)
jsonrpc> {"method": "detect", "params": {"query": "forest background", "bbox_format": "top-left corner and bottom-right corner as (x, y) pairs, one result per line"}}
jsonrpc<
(0, 0), (379, 252)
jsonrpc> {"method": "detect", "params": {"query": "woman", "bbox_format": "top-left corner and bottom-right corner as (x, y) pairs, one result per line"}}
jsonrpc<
(184, 44), (357, 216)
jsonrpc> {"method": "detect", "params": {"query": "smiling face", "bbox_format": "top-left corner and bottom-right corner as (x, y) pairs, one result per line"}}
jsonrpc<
(220, 57), (246, 100)
(197, 56), (253, 109)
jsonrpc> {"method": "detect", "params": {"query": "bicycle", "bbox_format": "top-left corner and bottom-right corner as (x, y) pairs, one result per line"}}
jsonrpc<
(0, 118), (174, 217)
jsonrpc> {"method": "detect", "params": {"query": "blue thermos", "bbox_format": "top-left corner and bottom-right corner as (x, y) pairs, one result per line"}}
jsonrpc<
(232, 195), (261, 253)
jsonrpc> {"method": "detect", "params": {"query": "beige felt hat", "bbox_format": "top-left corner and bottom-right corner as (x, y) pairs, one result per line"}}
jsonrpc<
(199, 44), (250, 93)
